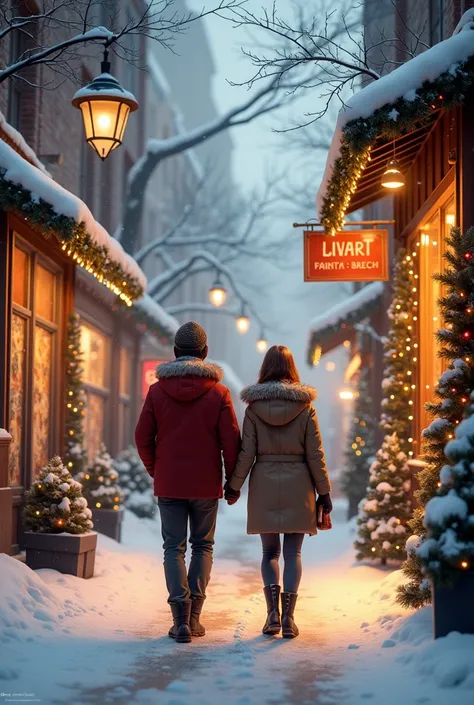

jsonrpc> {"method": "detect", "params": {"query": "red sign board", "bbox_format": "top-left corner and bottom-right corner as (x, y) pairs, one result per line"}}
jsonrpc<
(304, 229), (389, 282)
(142, 359), (169, 399)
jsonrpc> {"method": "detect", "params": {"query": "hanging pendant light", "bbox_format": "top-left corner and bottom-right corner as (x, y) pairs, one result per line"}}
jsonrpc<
(72, 48), (138, 160)
(256, 330), (268, 353)
(236, 306), (250, 334)
(209, 275), (227, 308)
(381, 159), (405, 189)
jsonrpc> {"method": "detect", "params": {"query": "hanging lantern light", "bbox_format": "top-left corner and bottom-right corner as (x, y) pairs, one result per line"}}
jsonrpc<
(236, 306), (250, 334)
(256, 330), (268, 353)
(72, 48), (138, 160)
(381, 159), (405, 189)
(209, 276), (227, 308)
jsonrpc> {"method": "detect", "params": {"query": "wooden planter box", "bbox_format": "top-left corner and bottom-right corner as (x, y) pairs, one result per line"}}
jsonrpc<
(432, 571), (474, 638)
(91, 507), (124, 542)
(24, 531), (97, 579)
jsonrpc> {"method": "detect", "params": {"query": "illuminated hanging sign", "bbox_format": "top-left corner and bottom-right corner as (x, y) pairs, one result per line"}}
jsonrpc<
(304, 230), (389, 282)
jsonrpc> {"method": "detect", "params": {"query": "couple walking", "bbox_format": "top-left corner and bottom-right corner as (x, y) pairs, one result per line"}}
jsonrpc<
(135, 321), (332, 643)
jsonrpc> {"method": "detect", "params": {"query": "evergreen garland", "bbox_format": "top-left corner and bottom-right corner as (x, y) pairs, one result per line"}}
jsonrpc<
(320, 56), (474, 234)
(76, 444), (123, 511)
(0, 169), (144, 302)
(64, 314), (87, 476)
(341, 363), (377, 519)
(397, 226), (474, 608)
(24, 455), (92, 534)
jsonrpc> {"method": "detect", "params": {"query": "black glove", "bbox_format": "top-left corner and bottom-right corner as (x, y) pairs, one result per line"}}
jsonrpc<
(316, 493), (333, 514)
(224, 481), (240, 505)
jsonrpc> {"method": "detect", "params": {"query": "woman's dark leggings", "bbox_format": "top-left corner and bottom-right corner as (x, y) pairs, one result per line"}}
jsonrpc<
(260, 533), (305, 593)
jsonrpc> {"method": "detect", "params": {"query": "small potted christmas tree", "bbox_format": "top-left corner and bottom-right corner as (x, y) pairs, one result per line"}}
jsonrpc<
(115, 446), (157, 519)
(24, 455), (97, 578)
(417, 393), (474, 638)
(77, 444), (124, 541)
(355, 433), (411, 564)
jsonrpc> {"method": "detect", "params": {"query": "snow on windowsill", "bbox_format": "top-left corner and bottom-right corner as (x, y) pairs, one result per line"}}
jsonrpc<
(309, 281), (384, 334)
(317, 15), (474, 215)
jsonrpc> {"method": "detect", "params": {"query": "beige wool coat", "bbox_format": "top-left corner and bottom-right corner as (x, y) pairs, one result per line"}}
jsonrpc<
(229, 381), (330, 535)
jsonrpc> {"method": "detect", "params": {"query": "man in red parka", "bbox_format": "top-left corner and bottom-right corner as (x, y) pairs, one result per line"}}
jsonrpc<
(135, 321), (241, 643)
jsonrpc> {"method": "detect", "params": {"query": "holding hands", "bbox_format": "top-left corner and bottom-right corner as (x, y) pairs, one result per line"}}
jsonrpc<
(224, 481), (240, 505)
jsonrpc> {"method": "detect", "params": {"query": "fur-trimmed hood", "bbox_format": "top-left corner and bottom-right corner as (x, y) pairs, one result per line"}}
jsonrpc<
(157, 357), (224, 381)
(156, 357), (224, 403)
(241, 381), (317, 404)
(241, 381), (317, 427)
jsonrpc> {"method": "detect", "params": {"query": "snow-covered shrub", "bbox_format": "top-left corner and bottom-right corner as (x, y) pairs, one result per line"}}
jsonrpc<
(76, 444), (123, 511)
(24, 455), (92, 533)
(115, 446), (156, 519)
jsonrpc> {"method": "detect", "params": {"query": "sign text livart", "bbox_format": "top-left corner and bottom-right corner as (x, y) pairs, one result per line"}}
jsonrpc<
(304, 229), (389, 282)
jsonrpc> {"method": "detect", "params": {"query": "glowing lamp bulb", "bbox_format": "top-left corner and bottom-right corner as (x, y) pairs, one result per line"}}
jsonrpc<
(236, 315), (250, 334)
(381, 160), (405, 189)
(209, 280), (227, 308)
(256, 337), (269, 354)
(461, 561), (469, 569)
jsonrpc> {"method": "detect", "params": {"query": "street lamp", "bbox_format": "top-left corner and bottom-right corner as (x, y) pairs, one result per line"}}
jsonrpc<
(256, 330), (268, 353)
(339, 388), (355, 400)
(381, 160), (405, 189)
(209, 276), (227, 308)
(72, 48), (138, 160)
(236, 306), (250, 334)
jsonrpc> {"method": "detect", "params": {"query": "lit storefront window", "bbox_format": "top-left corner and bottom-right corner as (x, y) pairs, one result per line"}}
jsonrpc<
(80, 323), (109, 461)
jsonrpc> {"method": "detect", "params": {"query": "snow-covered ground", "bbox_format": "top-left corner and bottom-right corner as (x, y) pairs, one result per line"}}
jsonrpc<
(1, 500), (473, 705)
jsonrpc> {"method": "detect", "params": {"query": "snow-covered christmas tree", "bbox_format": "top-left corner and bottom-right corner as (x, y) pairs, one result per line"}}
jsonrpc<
(355, 434), (411, 563)
(342, 363), (376, 518)
(24, 456), (93, 534)
(64, 314), (87, 476)
(398, 226), (474, 608)
(379, 248), (417, 452)
(115, 446), (156, 519)
(355, 250), (416, 563)
(417, 392), (474, 584)
(77, 444), (123, 511)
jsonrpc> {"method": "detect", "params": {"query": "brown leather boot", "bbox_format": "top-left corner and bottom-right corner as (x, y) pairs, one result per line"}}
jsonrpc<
(168, 600), (192, 643)
(262, 584), (281, 635)
(190, 597), (206, 637)
(281, 592), (299, 638)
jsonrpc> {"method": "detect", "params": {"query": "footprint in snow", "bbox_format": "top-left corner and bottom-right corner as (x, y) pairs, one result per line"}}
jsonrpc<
(360, 622), (369, 628)
(166, 682), (188, 693)
(348, 644), (360, 650)
(33, 609), (54, 622)
(0, 667), (20, 681)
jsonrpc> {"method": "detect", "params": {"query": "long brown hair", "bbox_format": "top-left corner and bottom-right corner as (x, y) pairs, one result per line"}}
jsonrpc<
(258, 345), (300, 384)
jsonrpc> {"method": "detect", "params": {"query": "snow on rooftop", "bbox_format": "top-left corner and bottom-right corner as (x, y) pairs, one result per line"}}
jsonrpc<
(134, 294), (179, 335)
(0, 110), (47, 173)
(309, 281), (384, 335)
(317, 15), (474, 215)
(0, 138), (146, 291)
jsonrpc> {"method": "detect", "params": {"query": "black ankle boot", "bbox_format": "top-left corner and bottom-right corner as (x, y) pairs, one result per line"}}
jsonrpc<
(190, 597), (205, 637)
(168, 600), (192, 643)
(262, 584), (281, 635)
(281, 592), (299, 638)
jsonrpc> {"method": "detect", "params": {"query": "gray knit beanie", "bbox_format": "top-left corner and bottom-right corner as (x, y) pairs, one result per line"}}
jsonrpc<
(174, 321), (207, 352)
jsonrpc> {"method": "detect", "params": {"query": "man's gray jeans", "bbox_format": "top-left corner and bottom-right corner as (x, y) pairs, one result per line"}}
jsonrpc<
(158, 497), (219, 604)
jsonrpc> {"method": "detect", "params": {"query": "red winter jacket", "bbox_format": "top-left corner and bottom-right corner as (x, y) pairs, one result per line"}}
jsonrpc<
(134, 357), (241, 499)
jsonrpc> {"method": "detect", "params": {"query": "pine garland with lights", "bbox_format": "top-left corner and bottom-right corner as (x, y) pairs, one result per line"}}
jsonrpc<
(397, 226), (474, 608)
(115, 446), (157, 519)
(76, 443), (123, 511)
(0, 169), (144, 303)
(341, 363), (377, 519)
(416, 392), (474, 585)
(24, 455), (93, 534)
(379, 249), (417, 451)
(320, 56), (474, 233)
(64, 314), (87, 476)
(355, 433), (411, 563)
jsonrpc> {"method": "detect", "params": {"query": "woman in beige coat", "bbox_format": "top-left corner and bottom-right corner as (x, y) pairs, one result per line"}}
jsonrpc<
(225, 345), (332, 639)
